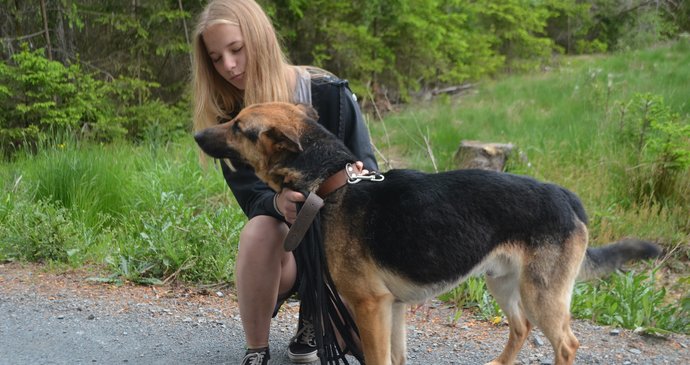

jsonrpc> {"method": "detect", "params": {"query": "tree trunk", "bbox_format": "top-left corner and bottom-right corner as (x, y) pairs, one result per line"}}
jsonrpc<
(40, 0), (52, 60)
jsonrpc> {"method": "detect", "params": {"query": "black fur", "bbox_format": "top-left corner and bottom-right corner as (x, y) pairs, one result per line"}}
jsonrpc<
(338, 169), (587, 284)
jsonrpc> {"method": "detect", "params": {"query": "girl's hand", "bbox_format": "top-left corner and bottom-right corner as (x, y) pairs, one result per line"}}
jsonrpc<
(274, 161), (367, 224)
(275, 188), (305, 224)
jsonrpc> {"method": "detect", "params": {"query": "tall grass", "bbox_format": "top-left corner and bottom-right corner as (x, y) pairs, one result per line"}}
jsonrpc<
(0, 138), (242, 283)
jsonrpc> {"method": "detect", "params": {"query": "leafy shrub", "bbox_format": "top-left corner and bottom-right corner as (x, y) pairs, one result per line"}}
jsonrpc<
(0, 47), (190, 157)
(614, 93), (690, 206)
(571, 270), (690, 335)
(0, 46), (121, 154)
(0, 198), (84, 264)
(107, 192), (244, 284)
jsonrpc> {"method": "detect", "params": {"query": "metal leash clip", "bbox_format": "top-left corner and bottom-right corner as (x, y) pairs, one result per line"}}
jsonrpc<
(346, 162), (385, 184)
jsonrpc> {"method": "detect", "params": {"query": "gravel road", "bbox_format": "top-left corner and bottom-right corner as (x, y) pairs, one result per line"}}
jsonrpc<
(1, 263), (687, 365)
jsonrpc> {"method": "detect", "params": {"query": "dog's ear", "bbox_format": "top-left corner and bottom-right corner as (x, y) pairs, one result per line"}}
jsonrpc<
(263, 126), (303, 153)
(295, 103), (319, 122)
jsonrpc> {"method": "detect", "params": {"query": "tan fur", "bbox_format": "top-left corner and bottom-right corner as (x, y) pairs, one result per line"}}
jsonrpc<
(198, 102), (594, 365)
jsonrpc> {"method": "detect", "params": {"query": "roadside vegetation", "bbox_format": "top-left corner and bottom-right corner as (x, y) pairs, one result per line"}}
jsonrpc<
(1, 1), (688, 335)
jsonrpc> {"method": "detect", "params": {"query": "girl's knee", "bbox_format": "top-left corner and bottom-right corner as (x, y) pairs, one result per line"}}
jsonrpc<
(240, 215), (288, 247)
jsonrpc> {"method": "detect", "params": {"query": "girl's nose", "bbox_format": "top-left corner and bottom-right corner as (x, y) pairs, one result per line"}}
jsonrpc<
(222, 54), (236, 73)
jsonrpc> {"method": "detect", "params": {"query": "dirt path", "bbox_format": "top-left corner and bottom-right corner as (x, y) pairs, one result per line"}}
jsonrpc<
(1, 263), (687, 364)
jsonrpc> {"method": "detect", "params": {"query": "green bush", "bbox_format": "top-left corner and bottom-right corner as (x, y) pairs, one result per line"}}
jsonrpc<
(0, 198), (84, 264)
(107, 192), (244, 285)
(0, 47), (190, 157)
(571, 270), (690, 335)
(614, 93), (690, 206)
(0, 46), (121, 154)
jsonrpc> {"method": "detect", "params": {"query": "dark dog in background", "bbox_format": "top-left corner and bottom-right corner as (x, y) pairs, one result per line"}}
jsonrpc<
(194, 102), (661, 365)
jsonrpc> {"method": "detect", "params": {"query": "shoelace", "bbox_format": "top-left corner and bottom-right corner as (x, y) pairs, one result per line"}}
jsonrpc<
(242, 351), (266, 365)
(292, 319), (317, 347)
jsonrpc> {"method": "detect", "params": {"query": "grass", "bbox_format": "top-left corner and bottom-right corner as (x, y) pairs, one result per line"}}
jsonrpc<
(0, 139), (243, 284)
(1, 40), (688, 333)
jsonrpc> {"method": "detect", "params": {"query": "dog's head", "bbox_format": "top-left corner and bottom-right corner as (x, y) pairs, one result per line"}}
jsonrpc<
(194, 102), (320, 191)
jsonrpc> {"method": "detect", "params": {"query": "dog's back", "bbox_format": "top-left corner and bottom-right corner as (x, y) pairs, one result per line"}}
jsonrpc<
(332, 168), (587, 283)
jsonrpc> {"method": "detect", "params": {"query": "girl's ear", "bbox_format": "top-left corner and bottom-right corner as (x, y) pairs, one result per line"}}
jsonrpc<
(295, 103), (319, 122)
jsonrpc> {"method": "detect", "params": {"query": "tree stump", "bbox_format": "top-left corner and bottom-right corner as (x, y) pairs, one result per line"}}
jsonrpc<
(454, 140), (515, 172)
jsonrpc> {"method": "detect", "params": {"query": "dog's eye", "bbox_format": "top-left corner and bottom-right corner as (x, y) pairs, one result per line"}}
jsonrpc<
(231, 122), (241, 134)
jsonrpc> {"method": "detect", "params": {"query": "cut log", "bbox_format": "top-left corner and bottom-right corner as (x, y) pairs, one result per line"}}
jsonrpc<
(454, 140), (515, 172)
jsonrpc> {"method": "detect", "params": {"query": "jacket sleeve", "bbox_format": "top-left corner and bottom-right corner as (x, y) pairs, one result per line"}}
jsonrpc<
(340, 85), (379, 171)
(311, 76), (379, 171)
(219, 160), (283, 220)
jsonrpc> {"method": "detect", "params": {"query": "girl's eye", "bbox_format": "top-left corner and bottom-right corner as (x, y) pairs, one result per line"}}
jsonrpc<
(231, 46), (243, 54)
(211, 56), (221, 63)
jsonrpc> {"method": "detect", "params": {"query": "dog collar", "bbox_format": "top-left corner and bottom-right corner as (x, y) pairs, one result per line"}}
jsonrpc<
(316, 163), (363, 197)
(316, 163), (385, 197)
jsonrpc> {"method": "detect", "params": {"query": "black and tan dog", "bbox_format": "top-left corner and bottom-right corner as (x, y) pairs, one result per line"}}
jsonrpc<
(194, 102), (661, 365)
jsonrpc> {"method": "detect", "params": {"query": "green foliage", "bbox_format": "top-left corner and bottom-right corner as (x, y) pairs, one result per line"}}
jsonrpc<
(107, 192), (244, 284)
(0, 47), (190, 157)
(0, 198), (84, 264)
(21, 142), (134, 229)
(0, 46), (118, 153)
(614, 93), (690, 205)
(571, 270), (690, 335)
(438, 277), (502, 322)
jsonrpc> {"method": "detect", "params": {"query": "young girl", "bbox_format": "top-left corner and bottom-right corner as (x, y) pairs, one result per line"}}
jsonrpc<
(191, 1), (377, 364)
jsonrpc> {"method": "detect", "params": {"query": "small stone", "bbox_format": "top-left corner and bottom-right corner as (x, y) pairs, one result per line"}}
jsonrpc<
(628, 348), (642, 355)
(87, 314), (96, 320)
(609, 329), (621, 336)
(533, 334), (545, 347)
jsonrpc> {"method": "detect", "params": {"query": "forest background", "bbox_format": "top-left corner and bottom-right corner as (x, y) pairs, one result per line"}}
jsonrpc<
(1, 0), (689, 335)
(2, 0), (689, 147)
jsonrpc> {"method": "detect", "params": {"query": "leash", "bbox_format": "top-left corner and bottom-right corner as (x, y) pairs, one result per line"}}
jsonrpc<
(284, 193), (324, 251)
(283, 163), (385, 364)
(283, 163), (384, 252)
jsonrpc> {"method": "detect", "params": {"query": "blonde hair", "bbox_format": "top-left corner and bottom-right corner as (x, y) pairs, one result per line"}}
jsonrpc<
(192, 0), (293, 133)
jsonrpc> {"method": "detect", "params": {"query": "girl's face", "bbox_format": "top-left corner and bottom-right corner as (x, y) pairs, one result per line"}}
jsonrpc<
(202, 23), (247, 90)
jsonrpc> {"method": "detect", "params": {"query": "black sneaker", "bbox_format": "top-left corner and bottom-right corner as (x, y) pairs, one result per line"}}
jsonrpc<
(241, 347), (270, 365)
(287, 316), (318, 363)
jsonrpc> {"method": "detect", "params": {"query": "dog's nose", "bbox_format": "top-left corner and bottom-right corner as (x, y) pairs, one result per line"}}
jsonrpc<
(194, 128), (226, 158)
(193, 130), (206, 146)
(193, 127), (239, 161)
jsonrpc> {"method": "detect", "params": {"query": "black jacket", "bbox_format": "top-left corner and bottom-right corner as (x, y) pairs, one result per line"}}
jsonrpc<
(220, 74), (378, 220)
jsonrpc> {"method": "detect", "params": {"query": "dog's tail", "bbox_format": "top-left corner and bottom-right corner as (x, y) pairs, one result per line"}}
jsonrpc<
(577, 238), (662, 281)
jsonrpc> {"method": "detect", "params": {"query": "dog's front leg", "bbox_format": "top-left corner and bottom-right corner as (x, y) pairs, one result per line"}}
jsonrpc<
(353, 294), (396, 365)
(390, 301), (408, 365)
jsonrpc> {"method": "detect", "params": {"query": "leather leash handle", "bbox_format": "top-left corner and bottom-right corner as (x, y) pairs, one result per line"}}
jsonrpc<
(283, 192), (324, 251)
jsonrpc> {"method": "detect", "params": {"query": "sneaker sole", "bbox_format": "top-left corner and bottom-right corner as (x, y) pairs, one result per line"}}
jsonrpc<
(287, 349), (318, 363)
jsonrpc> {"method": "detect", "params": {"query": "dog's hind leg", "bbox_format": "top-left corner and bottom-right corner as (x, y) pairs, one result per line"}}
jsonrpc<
(520, 228), (588, 365)
(390, 301), (407, 365)
(484, 268), (532, 365)
(521, 282), (579, 365)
